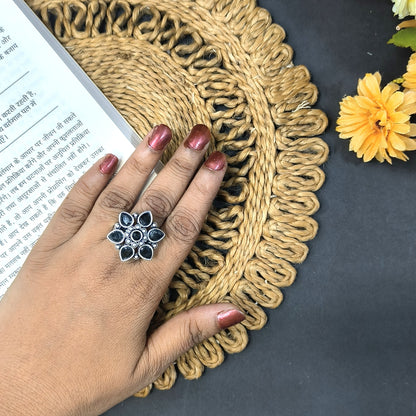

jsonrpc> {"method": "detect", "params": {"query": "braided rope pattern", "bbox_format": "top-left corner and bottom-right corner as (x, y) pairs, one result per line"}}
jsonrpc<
(27, 0), (329, 396)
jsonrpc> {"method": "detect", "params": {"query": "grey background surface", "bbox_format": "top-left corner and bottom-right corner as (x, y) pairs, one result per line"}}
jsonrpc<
(106, 1), (416, 415)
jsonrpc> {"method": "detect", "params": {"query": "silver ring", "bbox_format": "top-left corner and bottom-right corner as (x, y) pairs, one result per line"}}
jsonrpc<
(107, 211), (165, 262)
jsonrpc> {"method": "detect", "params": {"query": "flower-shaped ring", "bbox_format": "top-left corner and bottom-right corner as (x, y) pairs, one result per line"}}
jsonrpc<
(107, 211), (165, 262)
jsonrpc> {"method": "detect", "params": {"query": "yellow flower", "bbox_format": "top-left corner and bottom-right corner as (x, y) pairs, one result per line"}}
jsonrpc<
(403, 52), (416, 89)
(392, 0), (416, 18)
(336, 72), (416, 163)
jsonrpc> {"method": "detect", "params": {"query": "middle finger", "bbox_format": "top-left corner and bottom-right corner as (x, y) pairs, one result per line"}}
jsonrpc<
(133, 124), (211, 225)
(82, 124), (172, 236)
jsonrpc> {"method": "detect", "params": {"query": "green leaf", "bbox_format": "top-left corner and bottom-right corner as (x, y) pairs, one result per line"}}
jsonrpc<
(388, 28), (416, 51)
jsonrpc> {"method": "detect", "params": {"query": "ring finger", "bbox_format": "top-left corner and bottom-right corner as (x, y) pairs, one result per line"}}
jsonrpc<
(135, 150), (227, 302)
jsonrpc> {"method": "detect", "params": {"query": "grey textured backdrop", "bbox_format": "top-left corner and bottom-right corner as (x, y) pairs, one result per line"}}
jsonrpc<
(107, 1), (416, 415)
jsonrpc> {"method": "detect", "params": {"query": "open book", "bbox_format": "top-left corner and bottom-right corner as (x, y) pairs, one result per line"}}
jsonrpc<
(0, 0), (154, 298)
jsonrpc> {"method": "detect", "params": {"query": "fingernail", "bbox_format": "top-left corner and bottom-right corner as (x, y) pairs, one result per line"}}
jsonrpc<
(204, 151), (226, 171)
(147, 124), (172, 151)
(99, 154), (118, 174)
(217, 309), (245, 330)
(184, 124), (211, 151)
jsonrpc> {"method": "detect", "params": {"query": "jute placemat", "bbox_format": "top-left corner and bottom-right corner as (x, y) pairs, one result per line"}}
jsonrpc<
(27, 0), (329, 396)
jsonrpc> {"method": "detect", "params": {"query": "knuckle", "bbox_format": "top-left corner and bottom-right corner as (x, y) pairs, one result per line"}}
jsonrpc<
(166, 209), (200, 243)
(126, 154), (151, 177)
(126, 278), (150, 304)
(74, 175), (97, 198)
(141, 189), (174, 220)
(59, 200), (90, 225)
(185, 315), (206, 348)
(126, 261), (163, 303)
(127, 275), (157, 305)
(93, 255), (118, 282)
(170, 157), (195, 180)
(99, 188), (135, 212)
(192, 178), (210, 199)
(72, 178), (95, 199)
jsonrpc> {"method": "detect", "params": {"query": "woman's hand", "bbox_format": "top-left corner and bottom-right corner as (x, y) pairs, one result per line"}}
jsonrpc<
(0, 125), (244, 416)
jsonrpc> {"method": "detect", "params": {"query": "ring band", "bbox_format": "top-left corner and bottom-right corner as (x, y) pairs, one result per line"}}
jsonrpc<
(107, 211), (165, 262)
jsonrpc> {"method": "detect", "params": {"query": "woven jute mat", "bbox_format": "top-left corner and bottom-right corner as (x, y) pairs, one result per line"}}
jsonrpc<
(27, 0), (329, 396)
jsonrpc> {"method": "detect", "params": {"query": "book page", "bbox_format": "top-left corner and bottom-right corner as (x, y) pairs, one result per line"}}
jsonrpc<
(0, 1), (143, 298)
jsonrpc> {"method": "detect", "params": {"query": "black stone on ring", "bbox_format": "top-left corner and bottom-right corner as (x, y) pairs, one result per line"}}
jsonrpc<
(107, 211), (165, 262)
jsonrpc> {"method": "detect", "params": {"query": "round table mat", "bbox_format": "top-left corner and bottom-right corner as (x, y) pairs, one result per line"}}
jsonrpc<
(27, 0), (329, 396)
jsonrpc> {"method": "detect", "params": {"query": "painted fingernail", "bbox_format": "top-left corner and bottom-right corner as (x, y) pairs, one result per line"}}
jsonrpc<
(204, 151), (226, 171)
(147, 124), (172, 151)
(99, 154), (118, 174)
(217, 309), (245, 330)
(184, 124), (211, 151)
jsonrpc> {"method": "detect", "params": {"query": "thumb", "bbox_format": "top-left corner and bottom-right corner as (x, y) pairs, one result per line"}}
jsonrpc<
(134, 304), (245, 384)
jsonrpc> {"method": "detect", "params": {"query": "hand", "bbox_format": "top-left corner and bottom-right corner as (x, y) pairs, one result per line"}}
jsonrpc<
(0, 125), (244, 416)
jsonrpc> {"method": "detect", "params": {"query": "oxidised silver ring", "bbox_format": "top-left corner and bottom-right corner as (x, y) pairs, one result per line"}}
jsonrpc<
(107, 211), (165, 262)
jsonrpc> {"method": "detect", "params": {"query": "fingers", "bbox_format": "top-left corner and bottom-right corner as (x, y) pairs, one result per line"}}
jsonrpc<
(84, 125), (172, 234)
(37, 153), (119, 250)
(130, 152), (226, 314)
(134, 125), (211, 224)
(134, 304), (245, 385)
(116, 149), (227, 314)
(48, 124), (226, 312)
(158, 151), (227, 269)
(129, 151), (227, 307)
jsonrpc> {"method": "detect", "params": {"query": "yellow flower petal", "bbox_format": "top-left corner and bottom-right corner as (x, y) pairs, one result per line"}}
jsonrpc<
(409, 123), (416, 136)
(398, 90), (416, 114)
(375, 147), (392, 164)
(349, 127), (373, 151)
(355, 96), (378, 110)
(357, 73), (381, 100)
(385, 91), (404, 112)
(381, 82), (400, 102)
(392, 123), (411, 134)
(390, 112), (410, 124)
(403, 53), (416, 89)
(401, 135), (416, 150)
(388, 132), (406, 151)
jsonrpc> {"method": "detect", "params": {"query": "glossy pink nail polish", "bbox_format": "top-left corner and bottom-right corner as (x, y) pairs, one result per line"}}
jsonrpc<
(147, 124), (172, 151)
(204, 151), (226, 171)
(99, 154), (118, 174)
(184, 124), (211, 151)
(217, 309), (245, 330)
